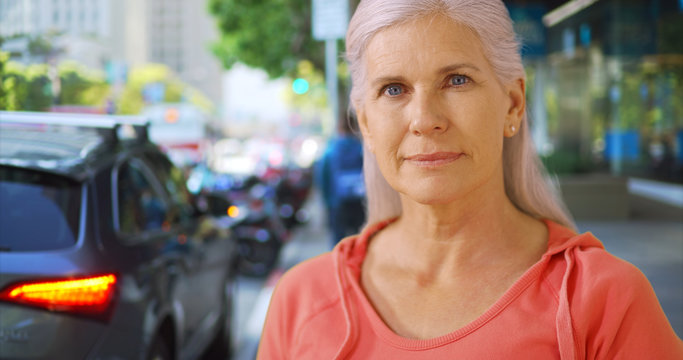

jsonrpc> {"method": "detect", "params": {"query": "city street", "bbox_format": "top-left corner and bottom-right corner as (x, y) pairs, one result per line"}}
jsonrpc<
(231, 185), (683, 359)
(231, 190), (332, 359)
(3, 1), (682, 359)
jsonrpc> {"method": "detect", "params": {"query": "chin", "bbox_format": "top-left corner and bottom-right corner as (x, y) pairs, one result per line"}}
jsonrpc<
(397, 180), (463, 206)
(414, 194), (458, 206)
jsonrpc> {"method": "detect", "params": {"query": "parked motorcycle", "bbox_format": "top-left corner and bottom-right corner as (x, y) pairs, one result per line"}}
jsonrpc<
(273, 166), (313, 230)
(188, 162), (311, 278)
(221, 175), (290, 277)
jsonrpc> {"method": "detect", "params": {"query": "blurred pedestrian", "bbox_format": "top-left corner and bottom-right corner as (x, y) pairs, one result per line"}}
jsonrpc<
(259, 1), (683, 358)
(318, 117), (366, 246)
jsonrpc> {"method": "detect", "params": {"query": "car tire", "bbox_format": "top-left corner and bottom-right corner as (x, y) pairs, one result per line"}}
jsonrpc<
(202, 278), (235, 359)
(147, 335), (172, 360)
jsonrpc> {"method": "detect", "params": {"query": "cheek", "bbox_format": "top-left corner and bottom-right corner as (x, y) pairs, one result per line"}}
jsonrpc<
(363, 111), (405, 181)
(468, 125), (503, 165)
(452, 97), (506, 148)
(365, 107), (406, 148)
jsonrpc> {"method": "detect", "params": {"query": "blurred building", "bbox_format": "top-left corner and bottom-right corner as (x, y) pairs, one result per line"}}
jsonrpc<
(0, 0), (110, 39)
(506, 0), (683, 185)
(1, 0), (223, 107)
(144, 0), (224, 107)
(0, 0), (114, 68)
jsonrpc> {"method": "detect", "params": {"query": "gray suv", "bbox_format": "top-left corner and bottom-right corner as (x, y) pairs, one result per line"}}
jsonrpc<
(0, 111), (238, 360)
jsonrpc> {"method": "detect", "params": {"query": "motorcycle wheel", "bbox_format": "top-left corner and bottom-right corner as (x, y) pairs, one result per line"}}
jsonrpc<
(236, 232), (281, 277)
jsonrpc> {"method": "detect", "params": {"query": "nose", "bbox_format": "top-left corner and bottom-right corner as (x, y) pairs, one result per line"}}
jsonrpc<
(408, 91), (449, 136)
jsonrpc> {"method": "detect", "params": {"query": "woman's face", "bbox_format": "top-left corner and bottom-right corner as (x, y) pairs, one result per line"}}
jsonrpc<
(356, 15), (524, 205)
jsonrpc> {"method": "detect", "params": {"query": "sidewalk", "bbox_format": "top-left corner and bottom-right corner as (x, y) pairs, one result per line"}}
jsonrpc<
(232, 191), (332, 360)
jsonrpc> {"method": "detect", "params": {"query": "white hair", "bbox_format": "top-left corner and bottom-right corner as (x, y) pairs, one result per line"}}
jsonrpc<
(345, 0), (576, 230)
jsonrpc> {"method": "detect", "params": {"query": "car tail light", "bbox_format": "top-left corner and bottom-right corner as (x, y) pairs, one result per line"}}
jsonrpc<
(0, 274), (117, 318)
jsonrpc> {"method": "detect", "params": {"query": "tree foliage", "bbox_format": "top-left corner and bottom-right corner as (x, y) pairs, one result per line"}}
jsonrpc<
(208, 0), (325, 79)
(0, 53), (53, 111)
(0, 55), (113, 111)
(117, 64), (213, 115)
(28, 35), (57, 60)
(58, 61), (110, 106)
(208, 0), (361, 129)
(1, 51), (213, 115)
(25, 63), (53, 110)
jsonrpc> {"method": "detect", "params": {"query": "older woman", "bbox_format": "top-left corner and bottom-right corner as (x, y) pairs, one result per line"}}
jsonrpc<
(258, 1), (683, 359)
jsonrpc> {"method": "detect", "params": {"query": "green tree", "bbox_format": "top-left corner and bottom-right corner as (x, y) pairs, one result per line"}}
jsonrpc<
(208, 0), (324, 78)
(0, 53), (27, 111)
(116, 64), (213, 115)
(27, 35), (57, 62)
(25, 63), (53, 110)
(208, 0), (360, 128)
(0, 55), (52, 111)
(58, 61), (110, 106)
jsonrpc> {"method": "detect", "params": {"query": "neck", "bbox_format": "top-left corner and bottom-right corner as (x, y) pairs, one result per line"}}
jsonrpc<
(384, 179), (544, 283)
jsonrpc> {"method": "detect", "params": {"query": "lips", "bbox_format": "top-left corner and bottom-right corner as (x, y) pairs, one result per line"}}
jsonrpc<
(404, 152), (463, 167)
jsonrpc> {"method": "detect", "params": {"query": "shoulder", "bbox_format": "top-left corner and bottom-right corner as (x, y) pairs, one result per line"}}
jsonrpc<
(276, 252), (337, 292)
(575, 238), (648, 288)
(574, 245), (654, 316)
(544, 231), (653, 305)
(543, 231), (683, 358)
(259, 252), (347, 358)
(269, 252), (342, 320)
(576, 247), (682, 357)
(542, 222), (647, 295)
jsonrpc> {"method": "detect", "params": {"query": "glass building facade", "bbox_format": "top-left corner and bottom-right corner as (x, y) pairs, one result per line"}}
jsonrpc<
(508, 0), (683, 184)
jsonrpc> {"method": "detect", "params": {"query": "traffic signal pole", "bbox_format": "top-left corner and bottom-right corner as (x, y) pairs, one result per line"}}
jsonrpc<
(312, 0), (348, 136)
(325, 39), (339, 135)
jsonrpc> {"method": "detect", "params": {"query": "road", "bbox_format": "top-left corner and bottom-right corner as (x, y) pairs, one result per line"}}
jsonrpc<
(231, 190), (332, 359)
(231, 189), (683, 359)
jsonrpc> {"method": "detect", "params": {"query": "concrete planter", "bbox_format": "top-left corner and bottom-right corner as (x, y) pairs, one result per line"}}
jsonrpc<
(559, 175), (629, 220)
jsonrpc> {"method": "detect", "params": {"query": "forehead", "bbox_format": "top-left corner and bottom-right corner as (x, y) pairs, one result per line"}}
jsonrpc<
(364, 15), (489, 76)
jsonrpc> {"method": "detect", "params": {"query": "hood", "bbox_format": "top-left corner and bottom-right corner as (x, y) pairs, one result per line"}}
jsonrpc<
(331, 219), (395, 359)
(329, 218), (604, 360)
(543, 220), (604, 360)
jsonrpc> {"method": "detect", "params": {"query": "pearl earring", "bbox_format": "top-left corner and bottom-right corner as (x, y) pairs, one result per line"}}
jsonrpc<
(510, 125), (516, 133)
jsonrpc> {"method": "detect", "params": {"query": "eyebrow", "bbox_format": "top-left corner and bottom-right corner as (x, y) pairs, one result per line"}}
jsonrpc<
(437, 63), (482, 75)
(370, 76), (407, 89)
(370, 63), (482, 88)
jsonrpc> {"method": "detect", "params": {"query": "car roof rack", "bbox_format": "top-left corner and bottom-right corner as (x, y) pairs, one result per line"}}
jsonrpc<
(0, 110), (150, 143)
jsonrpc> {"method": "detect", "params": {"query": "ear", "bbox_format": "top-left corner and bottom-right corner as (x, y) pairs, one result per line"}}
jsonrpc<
(355, 105), (374, 153)
(504, 78), (525, 138)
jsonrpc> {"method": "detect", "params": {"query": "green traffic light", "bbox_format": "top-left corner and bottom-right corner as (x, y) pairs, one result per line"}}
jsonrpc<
(292, 78), (310, 94)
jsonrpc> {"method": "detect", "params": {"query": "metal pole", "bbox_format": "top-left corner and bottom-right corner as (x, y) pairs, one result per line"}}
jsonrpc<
(325, 39), (339, 135)
(531, 60), (548, 155)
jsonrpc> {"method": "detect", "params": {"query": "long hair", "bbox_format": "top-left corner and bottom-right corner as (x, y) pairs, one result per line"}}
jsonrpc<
(345, 0), (576, 230)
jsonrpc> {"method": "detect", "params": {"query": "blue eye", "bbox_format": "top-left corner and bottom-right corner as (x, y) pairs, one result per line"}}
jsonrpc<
(384, 85), (403, 96)
(450, 75), (469, 86)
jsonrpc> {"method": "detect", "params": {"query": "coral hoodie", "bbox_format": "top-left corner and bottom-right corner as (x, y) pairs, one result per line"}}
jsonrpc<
(258, 219), (683, 359)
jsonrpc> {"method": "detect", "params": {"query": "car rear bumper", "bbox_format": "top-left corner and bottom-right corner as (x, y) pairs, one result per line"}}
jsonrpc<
(0, 303), (106, 360)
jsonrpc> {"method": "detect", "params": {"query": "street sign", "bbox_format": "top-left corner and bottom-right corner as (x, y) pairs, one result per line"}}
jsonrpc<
(312, 0), (349, 40)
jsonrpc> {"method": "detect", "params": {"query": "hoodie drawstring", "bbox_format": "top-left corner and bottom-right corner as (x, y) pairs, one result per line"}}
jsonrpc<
(557, 249), (582, 360)
(332, 246), (358, 359)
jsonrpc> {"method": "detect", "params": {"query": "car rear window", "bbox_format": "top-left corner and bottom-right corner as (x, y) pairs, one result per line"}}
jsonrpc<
(0, 166), (82, 251)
